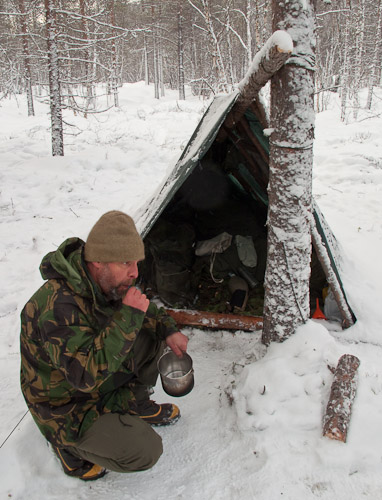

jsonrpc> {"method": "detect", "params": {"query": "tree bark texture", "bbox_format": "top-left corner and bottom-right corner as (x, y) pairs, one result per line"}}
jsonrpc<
(262, 0), (316, 345)
(109, 0), (119, 107)
(178, 3), (185, 101)
(366, 0), (382, 109)
(165, 309), (263, 332)
(323, 354), (360, 443)
(18, 0), (34, 117)
(44, 0), (64, 156)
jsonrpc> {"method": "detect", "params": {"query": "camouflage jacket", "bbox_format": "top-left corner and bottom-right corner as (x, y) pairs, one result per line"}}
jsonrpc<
(20, 237), (178, 447)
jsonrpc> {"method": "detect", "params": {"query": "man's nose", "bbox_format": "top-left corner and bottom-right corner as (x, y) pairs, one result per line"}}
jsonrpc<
(129, 261), (139, 279)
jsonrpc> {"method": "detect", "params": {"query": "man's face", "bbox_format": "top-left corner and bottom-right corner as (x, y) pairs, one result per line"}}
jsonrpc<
(96, 261), (139, 301)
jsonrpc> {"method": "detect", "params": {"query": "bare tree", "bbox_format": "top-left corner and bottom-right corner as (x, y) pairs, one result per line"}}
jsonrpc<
(44, 0), (64, 156)
(177, 0), (185, 100)
(262, 0), (316, 344)
(187, 0), (230, 93)
(366, 0), (382, 109)
(17, 0), (34, 115)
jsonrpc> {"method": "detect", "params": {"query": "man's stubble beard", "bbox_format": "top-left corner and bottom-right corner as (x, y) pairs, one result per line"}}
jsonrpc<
(98, 265), (126, 302)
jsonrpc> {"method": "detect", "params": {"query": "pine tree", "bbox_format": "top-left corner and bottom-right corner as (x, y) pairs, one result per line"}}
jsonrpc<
(262, 0), (316, 344)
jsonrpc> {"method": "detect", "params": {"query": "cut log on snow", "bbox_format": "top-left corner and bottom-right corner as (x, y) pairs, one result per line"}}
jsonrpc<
(219, 30), (293, 138)
(165, 308), (263, 332)
(323, 354), (360, 442)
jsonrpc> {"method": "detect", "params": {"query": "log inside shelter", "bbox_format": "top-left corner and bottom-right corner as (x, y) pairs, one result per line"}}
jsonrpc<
(165, 309), (263, 332)
(323, 354), (360, 443)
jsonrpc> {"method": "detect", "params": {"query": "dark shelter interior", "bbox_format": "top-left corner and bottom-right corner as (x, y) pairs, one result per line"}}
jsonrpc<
(139, 103), (327, 318)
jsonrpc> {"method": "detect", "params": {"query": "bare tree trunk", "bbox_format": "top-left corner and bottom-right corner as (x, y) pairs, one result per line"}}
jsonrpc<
(353, 0), (365, 119)
(80, 0), (95, 115)
(159, 38), (165, 97)
(18, 0), (34, 116)
(152, 5), (159, 99)
(144, 33), (149, 86)
(225, 7), (235, 88)
(109, 0), (119, 107)
(44, 0), (64, 156)
(366, 0), (382, 109)
(340, 1), (351, 122)
(262, 1), (316, 345)
(178, 2), (185, 100)
(246, 0), (253, 69)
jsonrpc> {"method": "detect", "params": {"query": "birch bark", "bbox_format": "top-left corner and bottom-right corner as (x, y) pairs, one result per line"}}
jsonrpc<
(44, 0), (64, 156)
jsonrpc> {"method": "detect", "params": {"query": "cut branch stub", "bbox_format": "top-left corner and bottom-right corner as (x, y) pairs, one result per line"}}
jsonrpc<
(323, 354), (360, 443)
(224, 31), (293, 131)
(165, 308), (263, 332)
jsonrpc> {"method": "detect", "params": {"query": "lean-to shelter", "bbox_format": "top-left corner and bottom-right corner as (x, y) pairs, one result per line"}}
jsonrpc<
(136, 33), (356, 330)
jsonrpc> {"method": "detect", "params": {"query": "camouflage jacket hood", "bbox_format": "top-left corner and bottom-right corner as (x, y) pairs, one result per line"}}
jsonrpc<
(20, 238), (178, 447)
(40, 237), (99, 301)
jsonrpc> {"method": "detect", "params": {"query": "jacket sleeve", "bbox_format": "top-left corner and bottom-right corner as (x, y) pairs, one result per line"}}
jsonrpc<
(38, 296), (145, 393)
(144, 302), (179, 339)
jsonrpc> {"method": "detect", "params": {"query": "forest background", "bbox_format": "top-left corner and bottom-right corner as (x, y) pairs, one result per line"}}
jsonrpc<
(0, 0), (381, 156)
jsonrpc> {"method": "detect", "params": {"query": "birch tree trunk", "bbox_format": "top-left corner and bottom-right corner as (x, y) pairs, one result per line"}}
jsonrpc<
(262, 0), (316, 345)
(44, 0), (64, 156)
(18, 0), (34, 116)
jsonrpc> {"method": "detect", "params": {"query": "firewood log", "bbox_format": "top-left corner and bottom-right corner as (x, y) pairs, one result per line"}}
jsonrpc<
(323, 354), (360, 442)
(165, 308), (263, 332)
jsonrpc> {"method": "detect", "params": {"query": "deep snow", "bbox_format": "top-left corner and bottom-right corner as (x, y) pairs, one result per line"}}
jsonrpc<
(0, 82), (382, 499)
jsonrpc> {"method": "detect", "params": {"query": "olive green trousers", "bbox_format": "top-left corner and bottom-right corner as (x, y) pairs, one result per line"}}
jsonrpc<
(69, 329), (165, 473)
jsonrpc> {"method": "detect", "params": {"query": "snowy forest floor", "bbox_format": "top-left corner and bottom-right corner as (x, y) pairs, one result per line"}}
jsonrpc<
(1, 83), (382, 499)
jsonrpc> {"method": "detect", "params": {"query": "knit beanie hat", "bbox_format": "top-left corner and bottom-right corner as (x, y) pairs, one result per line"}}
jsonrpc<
(84, 211), (145, 262)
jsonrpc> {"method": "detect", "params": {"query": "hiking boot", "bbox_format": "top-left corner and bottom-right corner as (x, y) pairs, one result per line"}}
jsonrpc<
(53, 446), (107, 481)
(132, 400), (181, 426)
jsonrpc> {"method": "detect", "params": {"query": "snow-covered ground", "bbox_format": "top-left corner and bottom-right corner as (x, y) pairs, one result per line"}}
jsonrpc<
(1, 82), (381, 499)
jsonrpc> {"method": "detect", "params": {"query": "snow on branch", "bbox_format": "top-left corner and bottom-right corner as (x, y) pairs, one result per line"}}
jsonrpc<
(237, 30), (293, 93)
(221, 30), (293, 132)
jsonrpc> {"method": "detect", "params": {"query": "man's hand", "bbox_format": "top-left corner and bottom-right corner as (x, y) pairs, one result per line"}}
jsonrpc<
(122, 286), (149, 313)
(166, 331), (189, 358)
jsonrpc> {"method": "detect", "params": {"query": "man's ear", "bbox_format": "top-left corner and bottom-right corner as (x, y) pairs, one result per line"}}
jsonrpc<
(87, 261), (103, 271)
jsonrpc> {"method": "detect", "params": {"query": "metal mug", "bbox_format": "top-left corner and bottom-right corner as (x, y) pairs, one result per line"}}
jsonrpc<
(157, 349), (194, 397)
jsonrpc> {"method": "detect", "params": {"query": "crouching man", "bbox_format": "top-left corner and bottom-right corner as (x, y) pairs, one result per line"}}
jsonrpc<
(20, 211), (188, 481)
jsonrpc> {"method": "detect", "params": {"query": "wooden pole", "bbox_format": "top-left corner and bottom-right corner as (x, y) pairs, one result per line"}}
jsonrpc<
(217, 30), (292, 142)
(165, 309), (263, 332)
(323, 354), (360, 442)
(226, 31), (292, 129)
